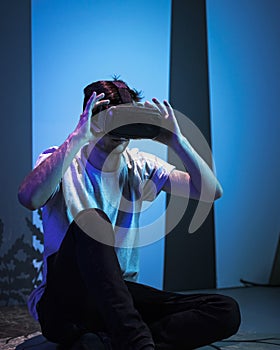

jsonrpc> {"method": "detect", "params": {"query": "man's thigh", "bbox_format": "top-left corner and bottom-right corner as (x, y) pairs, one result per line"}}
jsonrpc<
(126, 281), (205, 321)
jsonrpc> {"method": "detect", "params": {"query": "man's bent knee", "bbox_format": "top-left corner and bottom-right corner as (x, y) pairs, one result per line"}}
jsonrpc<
(218, 295), (241, 338)
(74, 208), (115, 246)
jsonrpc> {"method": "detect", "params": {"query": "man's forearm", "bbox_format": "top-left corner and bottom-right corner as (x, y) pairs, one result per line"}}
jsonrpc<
(169, 135), (223, 201)
(18, 132), (85, 210)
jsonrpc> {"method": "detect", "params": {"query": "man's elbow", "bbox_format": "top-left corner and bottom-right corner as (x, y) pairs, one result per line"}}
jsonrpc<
(214, 184), (223, 200)
(18, 187), (38, 211)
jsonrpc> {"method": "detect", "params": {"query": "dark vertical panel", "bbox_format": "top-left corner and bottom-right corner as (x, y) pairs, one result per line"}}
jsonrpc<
(0, 0), (32, 237)
(164, 0), (216, 291)
(0, 0), (33, 303)
(269, 235), (280, 286)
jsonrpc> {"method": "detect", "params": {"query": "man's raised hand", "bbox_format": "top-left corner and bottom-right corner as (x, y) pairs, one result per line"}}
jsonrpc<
(73, 91), (110, 144)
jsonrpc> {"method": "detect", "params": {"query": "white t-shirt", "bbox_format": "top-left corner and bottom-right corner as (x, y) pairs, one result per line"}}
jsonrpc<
(28, 145), (175, 320)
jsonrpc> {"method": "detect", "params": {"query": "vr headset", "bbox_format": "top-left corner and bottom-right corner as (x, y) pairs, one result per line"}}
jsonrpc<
(93, 104), (162, 139)
(87, 80), (162, 139)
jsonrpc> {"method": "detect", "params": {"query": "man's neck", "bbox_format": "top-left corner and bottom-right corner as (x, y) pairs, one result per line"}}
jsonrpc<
(86, 145), (122, 172)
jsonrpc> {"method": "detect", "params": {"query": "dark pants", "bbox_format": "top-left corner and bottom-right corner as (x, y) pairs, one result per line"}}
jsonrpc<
(37, 209), (241, 350)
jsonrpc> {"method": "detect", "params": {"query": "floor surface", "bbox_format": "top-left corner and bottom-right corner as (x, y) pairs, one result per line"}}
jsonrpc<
(190, 286), (280, 349)
(0, 286), (279, 349)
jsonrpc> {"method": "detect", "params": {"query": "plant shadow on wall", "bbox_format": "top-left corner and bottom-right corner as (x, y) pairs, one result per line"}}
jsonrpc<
(0, 210), (44, 306)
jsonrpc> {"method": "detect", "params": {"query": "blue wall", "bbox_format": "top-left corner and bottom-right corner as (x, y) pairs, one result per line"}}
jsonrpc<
(207, 0), (280, 287)
(32, 0), (171, 288)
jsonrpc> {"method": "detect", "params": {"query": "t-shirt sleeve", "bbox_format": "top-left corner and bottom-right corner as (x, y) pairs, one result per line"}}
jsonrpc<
(34, 146), (58, 167)
(130, 149), (175, 201)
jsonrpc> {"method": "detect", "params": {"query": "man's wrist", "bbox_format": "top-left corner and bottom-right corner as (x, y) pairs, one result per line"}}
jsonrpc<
(168, 133), (190, 150)
(68, 131), (88, 150)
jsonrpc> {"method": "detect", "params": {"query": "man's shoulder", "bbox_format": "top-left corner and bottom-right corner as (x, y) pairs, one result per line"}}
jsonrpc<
(42, 145), (59, 154)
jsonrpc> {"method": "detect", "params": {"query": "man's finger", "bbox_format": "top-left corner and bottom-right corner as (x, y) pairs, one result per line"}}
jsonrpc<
(144, 101), (155, 108)
(84, 91), (97, 113)
(163, 100), (174, 118)
(95, 92), (106, 101)
(152, 98), (166, 116)
(95, 99), (110, 107)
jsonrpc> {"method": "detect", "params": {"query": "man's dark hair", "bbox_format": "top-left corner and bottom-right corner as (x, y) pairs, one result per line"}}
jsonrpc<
(83, 78), (143, 114)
